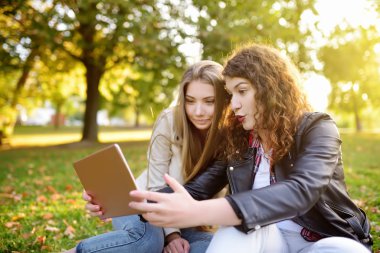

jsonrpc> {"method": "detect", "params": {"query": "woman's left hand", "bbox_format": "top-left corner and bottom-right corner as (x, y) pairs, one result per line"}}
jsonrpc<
(129, 174), (201, 228)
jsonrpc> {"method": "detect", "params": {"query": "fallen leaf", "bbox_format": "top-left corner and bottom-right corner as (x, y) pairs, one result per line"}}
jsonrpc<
(46, 185), (57, 194)
(42, 213), (54, 220)
(45, 225), (60, 232)
(34, 235), (46, 246)
(65, 199), (76, 204)
(64, 225), (76, 239)
(36, 195), (48, 203)
(5, 221), (20, 228)
(11, 213), (26, 221)
(47, 220), (56, 225)
(51, 193), (61, 201)
(22, 233), (33, 239)
(1, 185), (14, 193)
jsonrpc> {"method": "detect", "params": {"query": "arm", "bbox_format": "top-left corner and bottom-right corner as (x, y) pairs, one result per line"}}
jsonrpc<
(147, 110), (186, 238)
(227, 114), (342, 232)
(130, 174), (240, 228)
(130, 114), (340, 231)
(146, 110), (180, 192)
(157, 160), (228, 201)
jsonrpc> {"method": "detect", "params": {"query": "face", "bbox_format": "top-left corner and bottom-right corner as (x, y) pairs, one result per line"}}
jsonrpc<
(225, 76), (258, 130)
(185, 80), (215, 132)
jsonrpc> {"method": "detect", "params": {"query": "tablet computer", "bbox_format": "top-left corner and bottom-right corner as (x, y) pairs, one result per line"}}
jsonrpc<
(73, 144), (141, 219)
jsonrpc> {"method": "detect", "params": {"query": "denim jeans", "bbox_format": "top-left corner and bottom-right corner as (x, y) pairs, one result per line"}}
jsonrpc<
(180, 227), (213, 253)
(76, 215), (164, 253)
(76, 215), (212, 253)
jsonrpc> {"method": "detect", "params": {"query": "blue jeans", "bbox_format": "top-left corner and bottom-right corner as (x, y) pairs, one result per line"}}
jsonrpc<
(76, 215), (212, 253)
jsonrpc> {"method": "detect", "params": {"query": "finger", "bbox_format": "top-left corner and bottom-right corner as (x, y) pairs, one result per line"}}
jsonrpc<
(168, 238), (182, 253)
(82, 190), (91, 201)
(182, 239), (190, 253)
(166, 243), (177, 253)
(89, 210), (103, 217)
(164, 174), (186, 193)
(129, 200), (160, 213)
(85, 203), (100, 212)
(163, 245), (173, 253)
(141, 212), (171, 227)
(173, 238), (186, 253)
(130, 190), (169, 203)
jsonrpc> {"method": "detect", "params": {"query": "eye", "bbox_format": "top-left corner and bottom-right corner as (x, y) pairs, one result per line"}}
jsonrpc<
(185, 98), (195, 104)
(205, 99), (215, 105)
(238, 89), (247, 95)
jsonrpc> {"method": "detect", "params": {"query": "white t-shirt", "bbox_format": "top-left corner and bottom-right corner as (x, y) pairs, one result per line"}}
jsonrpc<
(253, 145), (303, 233)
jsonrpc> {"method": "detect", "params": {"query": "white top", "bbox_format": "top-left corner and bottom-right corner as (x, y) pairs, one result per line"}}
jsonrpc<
(253, 145), (303, 233)
(136, 107), (183, 236)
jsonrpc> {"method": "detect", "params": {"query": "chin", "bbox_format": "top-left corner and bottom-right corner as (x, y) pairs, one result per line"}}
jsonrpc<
(198, 126), (211, 130)
(242, 123), (254, 130)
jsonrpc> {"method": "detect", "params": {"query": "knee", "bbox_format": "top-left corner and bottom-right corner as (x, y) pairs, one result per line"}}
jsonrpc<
(309, 237), (370, 253)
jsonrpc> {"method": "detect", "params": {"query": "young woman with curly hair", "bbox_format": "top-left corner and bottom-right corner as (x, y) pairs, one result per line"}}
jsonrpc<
(130, 43), (373, 253)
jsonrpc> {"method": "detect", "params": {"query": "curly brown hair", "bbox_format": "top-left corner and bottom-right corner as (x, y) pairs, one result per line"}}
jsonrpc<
(222, 43), (312, 163)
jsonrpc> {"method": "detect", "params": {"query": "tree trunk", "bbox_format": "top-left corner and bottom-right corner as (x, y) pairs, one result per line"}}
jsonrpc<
(1, 49), (37, 145)
(54, 102), (63, 129)
(81, 63), (103, 142)
(351, 88), (362, 132)
(134, 106), (140, 127)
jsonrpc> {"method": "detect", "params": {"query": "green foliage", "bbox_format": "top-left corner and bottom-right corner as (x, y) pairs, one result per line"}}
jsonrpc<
(319, 26), (380, 131)
(0, 130), (379, 251)
(193, 0), (317, 71)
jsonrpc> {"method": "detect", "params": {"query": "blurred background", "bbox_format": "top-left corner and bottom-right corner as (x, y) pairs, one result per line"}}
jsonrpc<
(1, 0), (379, 147)
(1, 1), (380, 252)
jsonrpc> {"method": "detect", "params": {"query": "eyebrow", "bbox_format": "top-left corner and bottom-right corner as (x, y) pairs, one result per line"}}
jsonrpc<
(226, 81), (250, 92)
(234, 81), (250, 89)
(185, 95), (215, 99)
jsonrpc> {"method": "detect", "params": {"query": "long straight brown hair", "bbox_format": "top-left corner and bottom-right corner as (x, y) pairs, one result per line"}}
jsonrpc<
(174, 60), (229, 182)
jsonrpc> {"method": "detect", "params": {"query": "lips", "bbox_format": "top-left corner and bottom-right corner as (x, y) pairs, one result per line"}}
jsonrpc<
(236, 116), (245, 123)
(194, 119), (209, 124)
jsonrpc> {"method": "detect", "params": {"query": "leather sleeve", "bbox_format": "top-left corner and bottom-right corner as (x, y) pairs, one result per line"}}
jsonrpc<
(227, 113), (342, 233)
(158, 160), (228, 200)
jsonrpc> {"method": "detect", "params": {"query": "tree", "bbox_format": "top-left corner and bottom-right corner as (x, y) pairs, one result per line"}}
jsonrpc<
(319, 26), (380, 131)
(193, 0), (317, 71)
(0, 0), (188, 143)
(0, 1), (54, 140)
(48, 0), (187, 142)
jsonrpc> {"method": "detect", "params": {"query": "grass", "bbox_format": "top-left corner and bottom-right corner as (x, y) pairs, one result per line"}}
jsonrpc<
(7, 125), (152, 148)
(0, 128), (379, 252)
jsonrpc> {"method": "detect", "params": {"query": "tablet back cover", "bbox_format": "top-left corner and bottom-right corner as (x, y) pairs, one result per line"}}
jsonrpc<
(73, 144), (140, 219)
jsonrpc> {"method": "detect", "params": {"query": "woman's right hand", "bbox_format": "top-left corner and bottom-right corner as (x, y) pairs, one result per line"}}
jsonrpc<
(82, 190), (103, 217)
(164, 232), (190, 253)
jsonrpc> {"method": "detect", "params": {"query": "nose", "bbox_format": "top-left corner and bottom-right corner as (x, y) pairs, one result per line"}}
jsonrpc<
(230, 95), (241, 112)
(194, 103), (204, 116)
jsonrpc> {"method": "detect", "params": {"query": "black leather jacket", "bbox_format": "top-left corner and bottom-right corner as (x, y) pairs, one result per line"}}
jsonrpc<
(177, 112), (372, 249)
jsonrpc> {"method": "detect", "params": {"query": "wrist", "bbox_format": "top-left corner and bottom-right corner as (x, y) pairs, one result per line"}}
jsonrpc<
(165, 232), (181, 244)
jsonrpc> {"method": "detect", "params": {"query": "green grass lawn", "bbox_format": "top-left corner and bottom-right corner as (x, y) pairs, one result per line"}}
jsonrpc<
(0, 130), (379, 252)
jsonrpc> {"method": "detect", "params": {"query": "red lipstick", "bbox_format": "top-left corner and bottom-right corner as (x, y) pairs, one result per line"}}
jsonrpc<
(236, 116), (245, 123)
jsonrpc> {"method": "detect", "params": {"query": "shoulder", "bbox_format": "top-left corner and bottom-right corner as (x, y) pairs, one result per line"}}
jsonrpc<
(153, 107), (175, 130)
(295, 112), (341, 146)
(150, 107), (179, 142)
(297, 112), (337, 134)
